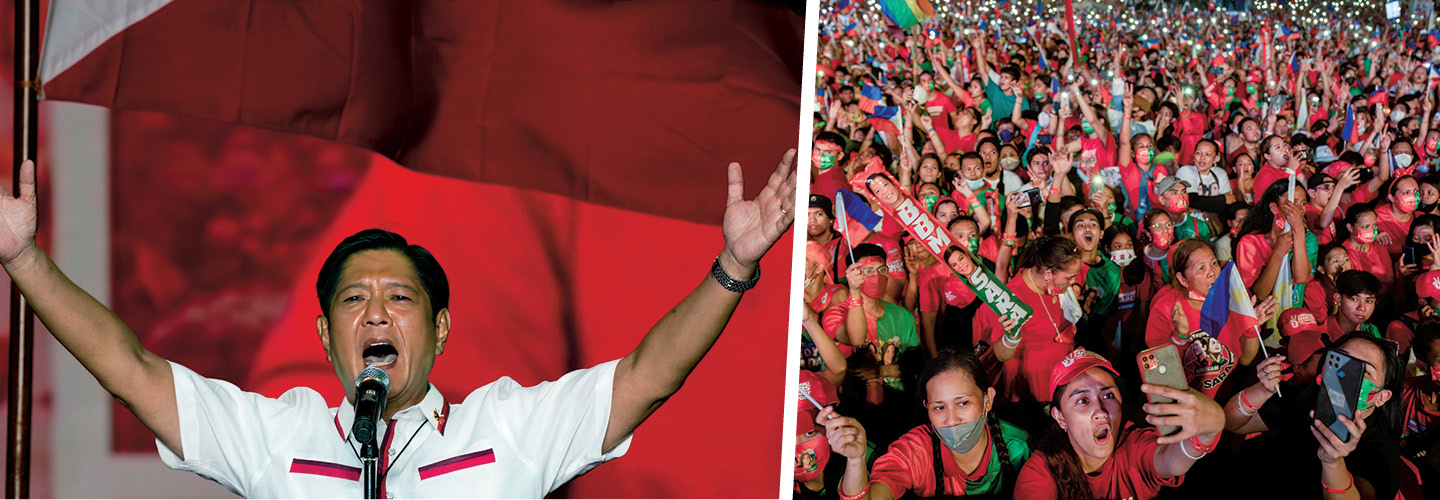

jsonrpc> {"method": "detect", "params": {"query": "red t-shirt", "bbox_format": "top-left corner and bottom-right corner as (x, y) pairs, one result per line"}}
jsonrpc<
(926, 92), (958, 131)
(1374, 203), (1413, 257)
(1014, 423), (1183, 500)
(869, 425), (995, 498)
(807, 284), (847, 313)
(1076, 138), (1114, 181)
(934, 128), (978, 155)
(1402, 377), (1440, 440)
(1120, 163), (1168, 219)
(975, 272), (1076, 402)
(1344, 238), (1395, 289)
(917, 261), (951, 314)
(1252, 164), (1292, 199)
(1234, 233), (1274, 288)
(812, 167), (849, 205)
(1304, 204), (1342, 246)
(1176, 111), (1207, 166)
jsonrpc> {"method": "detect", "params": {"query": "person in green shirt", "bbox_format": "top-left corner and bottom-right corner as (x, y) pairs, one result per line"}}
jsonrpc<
(844, 244), (920, 392)
(969, 34), (1027, 128)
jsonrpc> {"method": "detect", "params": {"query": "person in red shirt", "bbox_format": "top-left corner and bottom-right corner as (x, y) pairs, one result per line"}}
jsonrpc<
(1375, 175), (1421, 258)
(795, 369), (842, 497)
(975, 236), (1083, 404)
(1013, 348), (1225, 500)
(1400, 325), (1440, 473)
(918, 72), (958, 132)
(1233, 181), (1313, 297)
(1138, 210), (1175, 291)
(817, 349), (1033, 499)
(1306, 170), (1361, 246)
(813, 131), (852, 201)
(1250, 135), (1301, 199)
(1313, 243), (1352, 316)
(1342, 204), (1396, 291)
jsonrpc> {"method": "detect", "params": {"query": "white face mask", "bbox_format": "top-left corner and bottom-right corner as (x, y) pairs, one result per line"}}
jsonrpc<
(1392, 109), (1407, 123)
(1110, 249), (1136, 266)
(1396, 153), (1415, 169)
(967, 177), (986, 190)
(1000, 157), (1020, 171)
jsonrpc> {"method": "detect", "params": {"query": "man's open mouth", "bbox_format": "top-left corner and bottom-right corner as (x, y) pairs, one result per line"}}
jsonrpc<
(363, 343), (398, 367)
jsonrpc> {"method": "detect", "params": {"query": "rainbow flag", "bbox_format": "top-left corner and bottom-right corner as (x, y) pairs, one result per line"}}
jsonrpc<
(878, 0), (935, 29)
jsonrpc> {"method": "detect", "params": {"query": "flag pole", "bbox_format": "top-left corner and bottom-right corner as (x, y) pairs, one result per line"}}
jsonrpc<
(7, 0), (39, 497)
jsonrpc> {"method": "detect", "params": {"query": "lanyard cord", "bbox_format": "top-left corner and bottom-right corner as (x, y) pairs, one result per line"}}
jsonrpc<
(346, 419), (428, 482)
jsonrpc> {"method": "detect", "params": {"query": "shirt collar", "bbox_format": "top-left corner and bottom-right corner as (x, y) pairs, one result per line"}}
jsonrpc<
(333, 383), (450, 442)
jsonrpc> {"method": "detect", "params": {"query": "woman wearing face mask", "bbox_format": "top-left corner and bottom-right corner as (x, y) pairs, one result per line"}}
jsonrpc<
(977, 236), (1086, 404)
(1099, 226), (1153, 358)
(948, 152), (996, 234)
(1119, 85), (1169, 221)
(1376, 175), (1422, 258)
(817, 349), (1032, 500)
(1341, 204), (1398, 292)
(1415, 176), (1440, 216)
(1145, 239), (1278, 401)
(1223, 333), (1406, 500)
(1138, 210), (1176, 289)
(1234, 181), (1315, 299)
(795, 370), (849, 500)
(1014, 348), (1225, 500)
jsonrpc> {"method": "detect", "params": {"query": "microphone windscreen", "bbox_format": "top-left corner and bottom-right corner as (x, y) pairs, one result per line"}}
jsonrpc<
(356, 365), (390, 390)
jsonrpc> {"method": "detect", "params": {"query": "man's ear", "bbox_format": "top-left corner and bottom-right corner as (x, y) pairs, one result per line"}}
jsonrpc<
(434, 308), (451, 355)
(316, 315), (332, 363)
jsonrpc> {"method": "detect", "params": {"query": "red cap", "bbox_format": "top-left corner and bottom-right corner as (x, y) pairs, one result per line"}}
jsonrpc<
(1277, 308), (1325, 339)
(797, 370), (838, 434)
(1322, 161), (1353, 178)
(1285, 330), (1328, 366)
(1049, 348), (1119, 398)
(1417, 271), (1440, 301)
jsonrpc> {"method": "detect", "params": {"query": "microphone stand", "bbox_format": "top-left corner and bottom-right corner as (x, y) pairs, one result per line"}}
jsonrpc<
(361, 440), (380, 499)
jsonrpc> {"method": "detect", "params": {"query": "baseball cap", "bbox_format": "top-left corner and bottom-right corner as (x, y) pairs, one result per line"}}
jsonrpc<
(1417, 270), (1440, 301)
(1049, 348), (1119, 398)
(1285, 330), (1329, 366)
(797, 370), (839, 434)
(1314, 145), (1339, 164)
(1155, 176), (1191, 195)
(1322, 160), (1353, 178)
(1306, 172), (1336, 190)
(809, 193), (835, 220)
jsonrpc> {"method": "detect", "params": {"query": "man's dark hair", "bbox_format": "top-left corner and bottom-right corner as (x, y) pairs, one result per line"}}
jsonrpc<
(1221, 202), (1249, 223)
(1334, 270), (1381, 297)
(316, 229), (450, 319)
(846, 243), (887, 267)
(815, 131), (847, 151)
(1000, 65), (1022, 82)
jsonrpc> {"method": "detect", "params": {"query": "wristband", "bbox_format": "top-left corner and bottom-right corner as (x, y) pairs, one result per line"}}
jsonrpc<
(845, 297), (863, 308)
(1320, 471), (1354, 494)
(1179, 439), (1204, 460)
(1000, 333), (1021, 348)
(1187, 432), (1220, 454)
(838, 483), (871, 500)
(1238, 389), (1258, 416)
(711, 256), (759, 293)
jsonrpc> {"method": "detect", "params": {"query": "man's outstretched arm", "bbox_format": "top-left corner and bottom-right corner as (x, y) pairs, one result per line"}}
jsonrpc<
(605, 149), (797, 453)
(0, 161), (180, 454)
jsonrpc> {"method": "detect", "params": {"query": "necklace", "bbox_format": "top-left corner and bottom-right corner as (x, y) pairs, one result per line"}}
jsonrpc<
(1023, 270), (1066, 342)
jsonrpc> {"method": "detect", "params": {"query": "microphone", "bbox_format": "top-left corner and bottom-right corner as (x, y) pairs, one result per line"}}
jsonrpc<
(351, 366), (390, 444)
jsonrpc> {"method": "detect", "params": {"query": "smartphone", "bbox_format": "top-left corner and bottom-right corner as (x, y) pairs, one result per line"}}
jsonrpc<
(1021, 188), (1042, 208)
(1137, 345), (1188, 436)
(1316, 350), (1364, 443)
(1404, 245), (1418, 267)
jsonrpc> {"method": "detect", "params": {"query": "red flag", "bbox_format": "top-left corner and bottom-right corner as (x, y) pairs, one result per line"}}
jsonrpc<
(1063, 0), (1079, 62)
(41, 1), (801, 226)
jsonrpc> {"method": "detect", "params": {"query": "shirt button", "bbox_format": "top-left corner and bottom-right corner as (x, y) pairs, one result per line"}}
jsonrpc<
(386, 494), (394, 499)
(388, 449), (397, 456)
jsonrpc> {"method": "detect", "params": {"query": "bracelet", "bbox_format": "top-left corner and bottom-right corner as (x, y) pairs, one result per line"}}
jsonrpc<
(845, 297), (863, 308)
(1238, 389), (1258, 416)
(1187, 432), (1220, 454)
(710, 256), (759, 293)
(838, 483), (871, 500)
(1179, 439), (1204, 460)
(1000, 333), (1021, 348)
(1320, 471), (1354, 494)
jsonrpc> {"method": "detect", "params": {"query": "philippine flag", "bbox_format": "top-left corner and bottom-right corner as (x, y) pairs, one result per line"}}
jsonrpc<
(1341, 104), (1359, 143)
(868, 106), (905, 136)
(858, 85), (887, 114)
(1200, 262), (1261, 341)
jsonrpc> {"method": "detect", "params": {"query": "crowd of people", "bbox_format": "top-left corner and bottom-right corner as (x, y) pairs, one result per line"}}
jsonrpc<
(796, 2), (1440, 499)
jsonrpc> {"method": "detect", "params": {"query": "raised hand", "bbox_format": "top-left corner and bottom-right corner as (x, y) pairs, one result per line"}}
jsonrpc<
(0, 160), (38, 267)
(721, 150), (797, 273)
(1311, 410), (1366, 463)
(1141, 384), (1225, 445)
(1255, 354), (1288, 394)
(818, 406), (868, 460)
(1254, 295), (1280, 324)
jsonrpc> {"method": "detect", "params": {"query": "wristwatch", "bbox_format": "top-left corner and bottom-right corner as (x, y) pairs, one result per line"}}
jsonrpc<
(711, 256), (760, 293)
